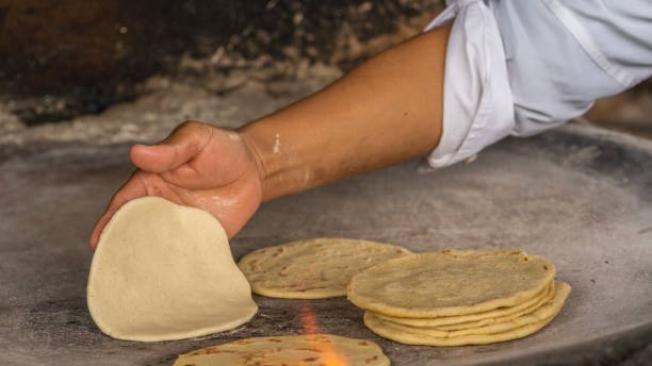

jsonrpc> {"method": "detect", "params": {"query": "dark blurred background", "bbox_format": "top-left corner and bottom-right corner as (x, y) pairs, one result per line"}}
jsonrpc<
(0, 0), (649, 146)
(0, 0), (440, 125)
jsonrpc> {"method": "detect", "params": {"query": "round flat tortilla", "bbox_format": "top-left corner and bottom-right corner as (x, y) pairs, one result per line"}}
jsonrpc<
(375, 281), (555, 329)
(347, 250), (556, 318)
(366, 281), (570, 337)
(238, 238), (411, 299)
(434, 282), (557, 331)
(172, 334), (390, 366)
(363, 282), (571, 346)
(87, 197), (258, 342)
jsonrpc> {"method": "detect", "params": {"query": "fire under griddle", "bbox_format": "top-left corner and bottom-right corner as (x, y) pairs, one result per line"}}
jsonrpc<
(1, 124), (651, 365)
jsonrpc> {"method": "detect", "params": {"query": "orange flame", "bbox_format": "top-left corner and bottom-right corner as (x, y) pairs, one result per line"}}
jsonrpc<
(298, 302), (349, 366)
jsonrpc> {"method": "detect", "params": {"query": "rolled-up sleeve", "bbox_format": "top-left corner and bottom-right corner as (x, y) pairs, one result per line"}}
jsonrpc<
(425, 0), (652, 168)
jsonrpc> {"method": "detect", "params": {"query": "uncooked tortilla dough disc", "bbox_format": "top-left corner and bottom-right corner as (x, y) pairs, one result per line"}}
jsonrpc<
(238, 238), (411, 299)
(375, 281), (555, 329)
(347, 250), (556, 318)
(87, 197), (258, 342)
(172, 334), (390, 366)
(364, 282), (571, 345)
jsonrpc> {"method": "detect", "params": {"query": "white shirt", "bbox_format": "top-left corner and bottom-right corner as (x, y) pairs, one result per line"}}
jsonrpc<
(426, 0), (652, 168)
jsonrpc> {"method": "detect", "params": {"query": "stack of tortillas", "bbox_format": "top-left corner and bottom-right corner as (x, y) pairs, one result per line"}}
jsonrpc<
(238, 238), (411, 299)
(347, 250), (570, 346)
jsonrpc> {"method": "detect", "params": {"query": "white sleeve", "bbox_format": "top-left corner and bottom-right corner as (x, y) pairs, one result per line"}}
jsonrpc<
(425, 0), (652, 168)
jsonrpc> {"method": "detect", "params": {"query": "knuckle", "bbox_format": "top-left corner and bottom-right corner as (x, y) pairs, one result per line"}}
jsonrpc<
(112, 184), (135, 203)
(177, 120), (203, 132)
(109, 191), (127, 208)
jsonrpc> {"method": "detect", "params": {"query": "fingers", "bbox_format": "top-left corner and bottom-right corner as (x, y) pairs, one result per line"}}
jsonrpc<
(130, 121), (213, 174)
(89, 173), (148, 250)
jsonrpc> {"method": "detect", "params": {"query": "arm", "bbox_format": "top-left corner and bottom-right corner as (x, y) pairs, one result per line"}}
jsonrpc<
(90, 24), (451, 248)
(241, 23), (450, 200)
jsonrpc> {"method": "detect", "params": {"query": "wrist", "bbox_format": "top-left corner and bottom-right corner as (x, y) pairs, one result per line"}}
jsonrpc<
(238, 128), (269, 202)
(238, 118), (295, 201)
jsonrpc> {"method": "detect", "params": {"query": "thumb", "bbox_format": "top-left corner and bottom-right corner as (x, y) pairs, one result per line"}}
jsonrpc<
(130, 121), (212, 173)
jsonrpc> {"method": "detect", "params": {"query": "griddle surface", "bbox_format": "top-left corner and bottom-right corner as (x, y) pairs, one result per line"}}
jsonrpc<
(1, 125), (651, 365)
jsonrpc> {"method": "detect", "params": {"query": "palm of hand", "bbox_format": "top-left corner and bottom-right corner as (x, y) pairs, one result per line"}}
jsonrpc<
(90, 122), (263, 249)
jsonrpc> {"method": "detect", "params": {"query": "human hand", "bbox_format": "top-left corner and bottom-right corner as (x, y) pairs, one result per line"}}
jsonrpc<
(89, 121), (264, 249)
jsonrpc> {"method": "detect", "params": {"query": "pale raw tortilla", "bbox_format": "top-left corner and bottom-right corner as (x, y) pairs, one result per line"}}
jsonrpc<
(87, 197), (258, 342)
(172, 334), (390, 366)
(363, 282), (571, 346)
(238, 238), (411, 299)
(375, 281), (555, 329)
(347, 250), (555, 318)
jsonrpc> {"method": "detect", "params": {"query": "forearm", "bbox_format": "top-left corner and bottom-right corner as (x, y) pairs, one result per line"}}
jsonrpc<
(239, 23), (451, 200)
